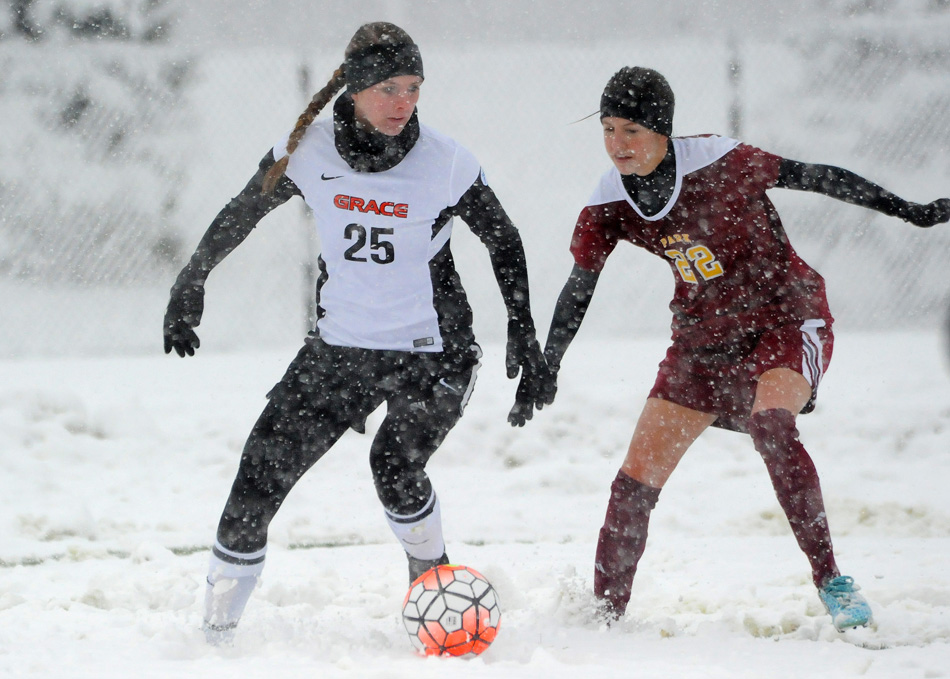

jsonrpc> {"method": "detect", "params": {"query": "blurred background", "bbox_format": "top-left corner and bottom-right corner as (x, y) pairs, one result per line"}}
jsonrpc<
(1, 0), (949, 358)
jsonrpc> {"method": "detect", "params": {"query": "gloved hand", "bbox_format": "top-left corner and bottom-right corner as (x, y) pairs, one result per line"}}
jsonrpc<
(901, 198), (950, 227)
(508, 362), (559, 427)
(505, 318), (557, 427)
(163, 281), (204, 357)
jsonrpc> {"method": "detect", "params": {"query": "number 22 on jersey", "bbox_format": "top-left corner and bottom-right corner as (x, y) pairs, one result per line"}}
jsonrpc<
(664, 245), (724, 284)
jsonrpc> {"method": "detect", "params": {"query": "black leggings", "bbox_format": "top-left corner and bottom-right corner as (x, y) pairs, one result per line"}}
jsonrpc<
(215, 337), (479, 554)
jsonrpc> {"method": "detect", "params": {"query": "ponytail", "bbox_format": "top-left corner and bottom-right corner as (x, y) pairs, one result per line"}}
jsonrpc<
(261, 66), (346, 194)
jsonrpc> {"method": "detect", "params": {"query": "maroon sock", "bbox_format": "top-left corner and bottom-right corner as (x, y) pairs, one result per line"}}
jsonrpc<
(747, 409), (839, 587)
(594, 471), (661, 617)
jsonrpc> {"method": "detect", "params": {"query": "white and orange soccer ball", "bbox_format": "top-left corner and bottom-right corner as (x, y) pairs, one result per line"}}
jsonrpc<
(401, 564), (501, 657)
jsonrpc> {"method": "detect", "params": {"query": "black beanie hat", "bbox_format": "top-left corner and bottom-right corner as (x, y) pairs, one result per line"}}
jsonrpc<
(600, 67), (674, 137)
(344, 38), (424, 93)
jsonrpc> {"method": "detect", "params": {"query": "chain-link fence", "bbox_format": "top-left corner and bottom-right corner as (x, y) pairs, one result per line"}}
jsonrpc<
(2, 7), (950, 358)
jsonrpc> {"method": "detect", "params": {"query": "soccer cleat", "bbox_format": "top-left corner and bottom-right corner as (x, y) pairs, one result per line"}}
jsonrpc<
(818, 575), (873, 631)
(589, 596), (625, 627)
(407, 551), (449, 583)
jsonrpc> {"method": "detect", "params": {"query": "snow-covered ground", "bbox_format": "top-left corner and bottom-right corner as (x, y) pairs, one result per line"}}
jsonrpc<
(2, 330), (949, 678)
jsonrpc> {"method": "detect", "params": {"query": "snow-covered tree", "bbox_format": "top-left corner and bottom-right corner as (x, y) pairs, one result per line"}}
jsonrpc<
(2, 0), (176, 42)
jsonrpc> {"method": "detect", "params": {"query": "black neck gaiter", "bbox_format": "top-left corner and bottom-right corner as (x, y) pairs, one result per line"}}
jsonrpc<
(621, 140), (676, 218)
(332, 93), (420, 173)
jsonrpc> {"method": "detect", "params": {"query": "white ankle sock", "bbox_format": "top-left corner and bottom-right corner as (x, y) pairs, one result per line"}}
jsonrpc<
(203, 542), (266, 632)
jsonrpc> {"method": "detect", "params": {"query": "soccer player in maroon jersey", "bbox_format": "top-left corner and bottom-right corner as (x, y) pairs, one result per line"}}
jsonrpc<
(514, 66), (949, 631)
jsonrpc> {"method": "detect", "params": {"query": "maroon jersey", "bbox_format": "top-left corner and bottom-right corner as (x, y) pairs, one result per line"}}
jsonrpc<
(571, 136), (833, 346)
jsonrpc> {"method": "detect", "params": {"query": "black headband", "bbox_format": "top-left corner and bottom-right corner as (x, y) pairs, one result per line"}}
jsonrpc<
(344, 42), (424, 93)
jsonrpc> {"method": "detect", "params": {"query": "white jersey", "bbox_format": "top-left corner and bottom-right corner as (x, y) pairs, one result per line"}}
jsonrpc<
(273, 120), (481, 352)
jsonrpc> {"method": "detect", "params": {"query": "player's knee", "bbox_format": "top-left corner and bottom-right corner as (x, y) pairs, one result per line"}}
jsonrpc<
(748, 408), (799, 451)
(748, 408), (817, 484)
(370, 456), (431, 515)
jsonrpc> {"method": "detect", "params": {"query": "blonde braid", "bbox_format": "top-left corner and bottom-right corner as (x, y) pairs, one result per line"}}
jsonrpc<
(261, 66), (346, 194)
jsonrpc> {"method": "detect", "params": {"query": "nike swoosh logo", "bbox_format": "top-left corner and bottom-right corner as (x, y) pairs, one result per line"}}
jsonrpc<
(438, 378), (461, 394)
(321, 173), (343, 180)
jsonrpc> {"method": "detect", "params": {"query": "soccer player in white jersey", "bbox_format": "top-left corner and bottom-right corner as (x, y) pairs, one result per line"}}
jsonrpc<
(163, 22), (554, 644)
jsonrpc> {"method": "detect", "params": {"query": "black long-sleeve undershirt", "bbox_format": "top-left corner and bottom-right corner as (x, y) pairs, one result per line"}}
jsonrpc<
(451, 176), (535, 333)
(543, 264), (600, 371)
(777, 158), (910, 218)
(171, 151), (300, 291)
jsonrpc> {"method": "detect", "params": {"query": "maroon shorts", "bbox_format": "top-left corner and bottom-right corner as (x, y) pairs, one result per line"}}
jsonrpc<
(648, 320), (833, 432)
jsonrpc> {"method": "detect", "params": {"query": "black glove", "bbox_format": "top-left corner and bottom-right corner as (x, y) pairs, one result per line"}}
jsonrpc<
(163, 281), (204, 357)
(508, 362), (558, 427)
(900, 198), (950, 227)
(505, 319), (557, 427)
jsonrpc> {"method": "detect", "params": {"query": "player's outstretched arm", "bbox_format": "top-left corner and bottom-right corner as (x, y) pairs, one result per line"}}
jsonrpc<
(455, 178), (556, 426)
(164, 151), (300, 357)
(538, 263), (600, 395)
(776, 158), (950, 227)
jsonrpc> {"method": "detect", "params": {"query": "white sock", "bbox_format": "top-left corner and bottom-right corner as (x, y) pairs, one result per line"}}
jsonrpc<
(385, 493), (445, 560)
(203, 542), (266, 631)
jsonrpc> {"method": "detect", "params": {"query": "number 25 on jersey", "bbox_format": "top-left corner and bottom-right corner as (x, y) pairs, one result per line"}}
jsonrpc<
(343, 223), (395, 264)
(664, 245), (724, 284)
